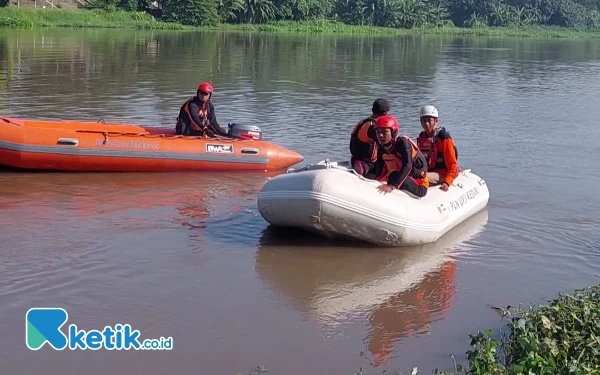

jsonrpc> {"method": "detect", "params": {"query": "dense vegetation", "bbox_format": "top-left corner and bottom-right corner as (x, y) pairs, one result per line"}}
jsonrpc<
(382, 284), (600, 375)
(1, 0), (600, 35)
(80, 0), (600, 31)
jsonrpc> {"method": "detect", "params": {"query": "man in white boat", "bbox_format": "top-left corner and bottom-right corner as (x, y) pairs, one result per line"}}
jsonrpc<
(349, 98), (390, 177)
(372, 115), (429, 198)
(416, 105), (460, 191)
(175, 82), (229, 138)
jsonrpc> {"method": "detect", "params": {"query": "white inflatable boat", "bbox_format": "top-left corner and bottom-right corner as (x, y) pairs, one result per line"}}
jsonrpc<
(257, 160), (490, 246)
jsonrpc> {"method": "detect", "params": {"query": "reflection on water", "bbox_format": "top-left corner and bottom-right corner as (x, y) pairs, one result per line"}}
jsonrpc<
(0, 171), (271, 299)
(256, 210), (488, 367)
(0, 28), (600, 375)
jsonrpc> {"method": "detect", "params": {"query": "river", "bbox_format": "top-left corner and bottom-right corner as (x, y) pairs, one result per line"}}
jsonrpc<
(0, 28), (599, 375)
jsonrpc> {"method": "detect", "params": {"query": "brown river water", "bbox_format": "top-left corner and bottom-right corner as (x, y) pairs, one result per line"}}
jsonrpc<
(0, 28), (599, 374)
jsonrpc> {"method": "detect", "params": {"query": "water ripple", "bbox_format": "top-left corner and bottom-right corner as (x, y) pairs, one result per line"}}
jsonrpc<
(1, 30), (600, 375)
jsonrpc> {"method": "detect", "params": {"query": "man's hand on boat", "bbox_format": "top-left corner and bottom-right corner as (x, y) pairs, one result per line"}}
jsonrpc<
(377, 184), (395, 194)
(440, 183), (449, 191)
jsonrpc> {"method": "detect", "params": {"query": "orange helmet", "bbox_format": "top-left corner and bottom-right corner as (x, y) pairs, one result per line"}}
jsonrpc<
(197, 82), (213, 93)
(374, 115), (399, 133)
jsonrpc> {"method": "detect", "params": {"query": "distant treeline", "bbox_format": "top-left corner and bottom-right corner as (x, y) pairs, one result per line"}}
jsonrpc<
(4, 0), (600, 30)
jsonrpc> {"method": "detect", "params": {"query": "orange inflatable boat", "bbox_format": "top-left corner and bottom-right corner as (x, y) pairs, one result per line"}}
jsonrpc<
(0, 116), (304, 172)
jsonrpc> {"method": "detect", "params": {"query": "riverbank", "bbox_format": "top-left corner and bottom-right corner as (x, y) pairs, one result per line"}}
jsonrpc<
(397, 284), (600, 375)
(222, 20), (600, 39)
(0, 7), (185, 29)
(2, 8), (600, 39)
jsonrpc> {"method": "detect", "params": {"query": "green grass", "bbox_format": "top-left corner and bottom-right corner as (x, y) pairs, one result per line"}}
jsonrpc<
(0, 7), (186, 29)
(218, 20), (600, 39)
(2, 8), (600, 38)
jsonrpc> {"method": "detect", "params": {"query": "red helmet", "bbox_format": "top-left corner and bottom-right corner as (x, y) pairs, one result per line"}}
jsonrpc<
(374, 115), (399, 133)
(197, 82), (213, 93)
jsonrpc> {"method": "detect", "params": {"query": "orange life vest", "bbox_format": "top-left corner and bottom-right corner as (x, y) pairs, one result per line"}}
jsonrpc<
(377, 136), (426, 183)
(350, 117), (377, 162)
(175, 97), (212, 138)
(417, 127), (458, 170)
(182, 97), (209, 132)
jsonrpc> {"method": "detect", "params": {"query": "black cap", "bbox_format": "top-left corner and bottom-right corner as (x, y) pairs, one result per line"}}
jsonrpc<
(372, 99), (390, 115)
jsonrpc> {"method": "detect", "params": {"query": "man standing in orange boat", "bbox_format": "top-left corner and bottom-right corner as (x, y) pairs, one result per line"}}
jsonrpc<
(373, 115), (429, 198)
(349, 98), (390, 177)
(175, 82), (229, 138)
(416, 105), (459, 191)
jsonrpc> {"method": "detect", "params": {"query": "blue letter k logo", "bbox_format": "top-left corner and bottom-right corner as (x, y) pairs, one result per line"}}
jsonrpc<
(26, 308), (69, 350)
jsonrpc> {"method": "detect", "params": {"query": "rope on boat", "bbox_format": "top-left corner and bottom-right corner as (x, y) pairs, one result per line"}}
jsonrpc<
(0, 117), (25, 126)
(287, 158), (366, 179)
(76, 129), (238, 143)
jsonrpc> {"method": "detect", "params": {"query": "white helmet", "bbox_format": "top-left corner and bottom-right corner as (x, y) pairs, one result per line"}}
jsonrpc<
(420, 105), (438, 118)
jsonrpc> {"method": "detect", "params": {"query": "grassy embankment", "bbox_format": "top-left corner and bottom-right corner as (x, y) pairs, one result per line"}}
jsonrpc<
(377, 284), (600, 375)
(0, 7), (185, 29)
(223, 20), (600, 38)
(3, 7), (600, 38)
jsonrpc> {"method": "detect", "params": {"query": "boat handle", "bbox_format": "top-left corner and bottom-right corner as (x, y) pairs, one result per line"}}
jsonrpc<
(57, 138), (79, 146)
(241, 148), (259, 155)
